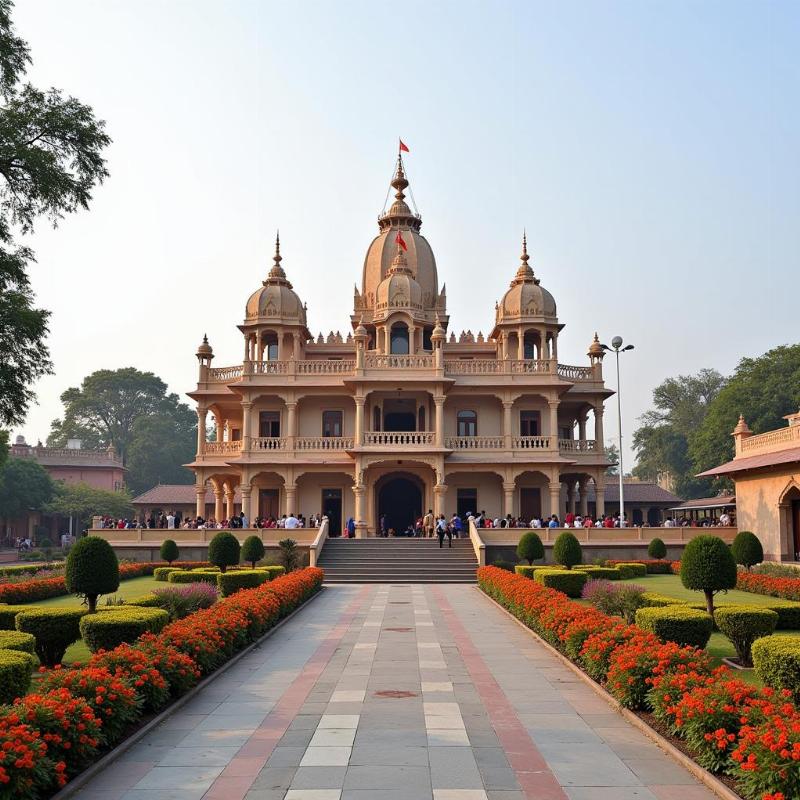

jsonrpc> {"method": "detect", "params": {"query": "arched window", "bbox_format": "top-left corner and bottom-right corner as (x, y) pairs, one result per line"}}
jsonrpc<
(457, 410), (478, 437)
(263, 332), (278, 361)
(523, 333), (537, 360)
(390, 323), (409, 355)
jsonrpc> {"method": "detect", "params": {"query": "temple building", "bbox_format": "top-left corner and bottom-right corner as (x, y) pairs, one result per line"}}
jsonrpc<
(187, 156), (613, 536)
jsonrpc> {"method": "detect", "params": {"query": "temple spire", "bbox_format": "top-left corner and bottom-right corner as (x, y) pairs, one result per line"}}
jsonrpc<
(267, 230), (287, 280)
(514, 230), (536, 283)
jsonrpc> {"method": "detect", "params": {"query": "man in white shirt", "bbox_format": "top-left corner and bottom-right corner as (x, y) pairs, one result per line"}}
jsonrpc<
(167, 512), (175, 530)
(284, 513), (300, 530)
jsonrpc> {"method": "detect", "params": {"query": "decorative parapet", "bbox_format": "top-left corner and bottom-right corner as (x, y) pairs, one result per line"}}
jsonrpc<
(363, 431), (435, 446)
(739, 423), (800, 456)
(558, 439), (599, 453)
(445, 436), (505, 450)
(296, 437), (354, 450)
(203, 441), (243, 455)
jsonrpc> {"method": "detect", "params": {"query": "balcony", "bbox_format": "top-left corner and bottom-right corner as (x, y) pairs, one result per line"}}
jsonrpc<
(513, 436), (551, 449)
(364, 354), (434, 369)
(558, 438), (599, 453)
(203, 441), (243, 455)
(363, 431), (435, 447)
(445, 436), (505, 450)
(295, 436), (354, 450)
(740, 423), (800, 455)
(251, 436), (288, 451)
(444, 359), (554, 375)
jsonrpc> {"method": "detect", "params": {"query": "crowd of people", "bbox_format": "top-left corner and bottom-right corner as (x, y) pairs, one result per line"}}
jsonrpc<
(97, 511), (324, 531)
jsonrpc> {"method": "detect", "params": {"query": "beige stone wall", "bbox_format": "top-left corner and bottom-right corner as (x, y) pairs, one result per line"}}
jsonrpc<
(297, 396), (355, 437)
(734, 468), (800, 561)
(296, 472), (355, 531)
(445, 471), (503, 517)
(443, 396), (503, 436)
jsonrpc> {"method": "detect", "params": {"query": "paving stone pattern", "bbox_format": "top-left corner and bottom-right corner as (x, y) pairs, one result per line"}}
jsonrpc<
(73, 584), (718, 800)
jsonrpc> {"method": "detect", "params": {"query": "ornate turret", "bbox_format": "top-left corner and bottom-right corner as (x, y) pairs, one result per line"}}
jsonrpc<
(245, 233), (307, 325)
(196, 333), (214, 363)
(588, 332), (604, 361)
(732, 414), (753, 456)
(495, 232), (557, 323)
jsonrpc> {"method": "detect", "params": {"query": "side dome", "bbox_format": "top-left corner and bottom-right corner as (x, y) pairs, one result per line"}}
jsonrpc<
(375, 247), (423, 316)
(245, 234), (307, 325)
(496, 234), (557, 323)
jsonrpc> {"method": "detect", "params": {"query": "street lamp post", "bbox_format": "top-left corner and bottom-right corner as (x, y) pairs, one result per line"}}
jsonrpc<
(600, 337), (634, 526)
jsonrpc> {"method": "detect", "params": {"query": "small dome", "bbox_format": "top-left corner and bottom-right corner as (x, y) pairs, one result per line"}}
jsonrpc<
(375, 247), (423, 316)
(587, 332), (604, 358)
(196, 333), (213, 358)
(496, 233), (557, 323)
(245, 233), (307, 325)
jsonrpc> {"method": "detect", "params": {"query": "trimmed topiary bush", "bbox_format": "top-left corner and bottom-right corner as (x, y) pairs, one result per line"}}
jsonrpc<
(715, 605), (778, 667)
(217, 569), (269, 597)
(574, 566), (622, 580)
(208, 531), (241, 573)
(126, 593), (162, 607)
(679, 534), (737, 615)
(752, 634), (800, 702)
(553, 532), (582, 569)
(635, 605), (713, 648)
(15, 607), (88, 666)
(0, 649), (34, 703)
(0, 604), (32, 630)
(160, 539), (180, 564)
(0, 629), (35, 654)
(65, 535), (120, 612)
(648, 537), (667, 560)
(534, 568), (588, 598)
(731, 530), (764, 571)
(514, 565), (548, 579)
(516, 531), (544, 565)
(258, 565), (286, 579)
(80, 606), (169, 653)
(154, 566), (182, 581)
(616, 562), (648, 580)
(241, 535), (266, 569)
(641, 592), (689, 608)
(167, 570), (218, 585)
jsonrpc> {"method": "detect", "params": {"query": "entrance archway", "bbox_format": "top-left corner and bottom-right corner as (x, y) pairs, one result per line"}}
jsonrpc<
(376, 474), (423, 535)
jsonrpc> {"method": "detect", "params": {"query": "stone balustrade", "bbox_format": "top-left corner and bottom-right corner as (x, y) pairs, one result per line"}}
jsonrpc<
(512, 435), (551, 449)
(363, 431), (436, 446)
(296, 359), (356, 374)
(740, 423), (800, 454)
(556, 363), (595, 381)
(207, 365), (244, 382)
(251, 436), (288, 451)
(445, 436), (505, 449)
(364, 354), (434, 369)
(558, 438), (599, 453)
(203, 440), (243, 455)
(295, 436), (354, 450)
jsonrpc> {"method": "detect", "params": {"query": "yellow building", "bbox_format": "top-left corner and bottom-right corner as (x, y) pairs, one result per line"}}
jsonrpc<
(187, 157), (612, 537)
(699, 412), (800, 561)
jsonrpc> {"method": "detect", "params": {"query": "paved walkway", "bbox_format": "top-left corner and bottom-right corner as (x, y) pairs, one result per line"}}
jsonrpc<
(74, 584), (718, 800)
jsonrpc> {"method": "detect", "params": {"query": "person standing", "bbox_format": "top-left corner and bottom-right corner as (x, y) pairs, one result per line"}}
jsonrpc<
(346, 516), (355, 538)
(437, 515), (447, 548)
(438, 515), (451, 548)
(423, 509), (434, 539)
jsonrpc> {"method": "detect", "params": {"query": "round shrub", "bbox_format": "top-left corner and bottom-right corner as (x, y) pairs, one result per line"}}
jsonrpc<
(0, 604), (33, 630)
(516, 531), (544, 565)
(715, 605), (778, 667)
(160, 538), (180, 564)
(15, 607), (88, 666)
(615, 562), (648, 579)
(731, 530), (763, 571)
(154, 566), (181, 581)
(553, 532), (582, 569)
(634, 605), (713, 648)
(0, 630), (35, 654)
(752, 634), (800, 702)
(80, 607), (170, 653)
(679, 534), (737, 614)
(126, 593), (162, 607)
(242, 535), (266, 568)
(167, 570), (218, 585)
(648, 537), (667, 559)
(66, 535), (120, 612)
(641, 592), (689, 608)
(216, 569), (269, 597)
(0, 649), (34, 703)
(534, 568), (588, 598)
(208, 531), (241, 573)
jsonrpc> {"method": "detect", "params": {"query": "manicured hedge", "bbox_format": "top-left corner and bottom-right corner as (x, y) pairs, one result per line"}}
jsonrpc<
(80, 607), (170, 653)
(514, 565), (548, 579)
(15, 607), (88, 667)
(167, 570), (218, 585)
(634, 605), (714, 648)
(640, 592), (685, 608)
(615, 562), (648, 579)
(553, 531), (582, 569)
(0, 649), (35, 703)
(477, 565), (800, 800)
(259, 566), (286, 579)
(714, 606), (778, 667)
(534, 568), (587, 598)
(154, 567), (182, 581)
(606, 559), (674, 574)
(0, 604), (34, 629)
(752, 634), (800, 702)
(574, 566), (621, 580)
(0, 630), (35, 654)
(217, 569), (269, 597)
(126, 593), (162, 607)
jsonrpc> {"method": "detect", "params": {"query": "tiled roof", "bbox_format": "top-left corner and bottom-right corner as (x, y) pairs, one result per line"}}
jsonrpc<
(697, 446), (800, 477)
(670, 495), (735, 510)
(587, 481), (681, 504)
(131, 484), (241, 505)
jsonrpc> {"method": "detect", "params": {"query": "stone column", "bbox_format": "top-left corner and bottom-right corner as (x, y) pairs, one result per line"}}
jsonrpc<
(196, 406), (207, 456)
(552, 334), (558, 361)
(214, 490), (224, 522)
(293, 332), (301, 359)
(353, 484), (367, 538)
(195, 483), (206, 519)
(355, 396), (365, 445)
(241, 486), (251, 525)
(225, 489), (234, 520)
(408, 325), (416, 355)
(567, 483), (576, 515)
(502, 400), (513, 449)
(501, 332), (508, 360)
(434, 395), (445, 448)
(549, 481), (562, 520)
(594, 403), (604, 450)
(517, 326), (525, 360)
(579, 478), (589, 516)
(286, 401), (297, 449)
(241, 401), (253, 450)
(540, 330), (549, 359)
(549, 400), (559, 448)
(595, 475), (606, 518)
(578, 414), (587, 443)
(215, 413), (223, 442)
(503, 482), (515, 517)
(433, 482), (448, 519)
(285, 482), (297, 516)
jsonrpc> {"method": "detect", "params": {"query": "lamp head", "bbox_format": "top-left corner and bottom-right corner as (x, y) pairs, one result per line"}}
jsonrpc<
(600, 343), (610, 352)
(622, 344), (635, 352)
(611, 335), (623, 350)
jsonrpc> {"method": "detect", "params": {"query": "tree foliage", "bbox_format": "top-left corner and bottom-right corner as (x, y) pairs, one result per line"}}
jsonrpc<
(553, 531), (582, 569)
(208, 531), (240, 573)
(516, 531), (544, 565)
(65, 535), (119, 612)
(679, 534), (737, 615)
(241, 535), (265, 568)
(46, 481), (133, 529)
(731, 531), (764, 571)
(48, 368), (197, 495)
(0, 1), (110, 425)
(0, 456), (53, 525)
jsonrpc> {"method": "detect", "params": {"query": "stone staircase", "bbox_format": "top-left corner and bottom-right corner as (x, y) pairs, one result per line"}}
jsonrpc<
(317, 537), (478, 583)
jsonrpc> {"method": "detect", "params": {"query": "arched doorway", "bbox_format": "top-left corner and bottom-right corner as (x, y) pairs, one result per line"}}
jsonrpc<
(376, 474), (423, 536)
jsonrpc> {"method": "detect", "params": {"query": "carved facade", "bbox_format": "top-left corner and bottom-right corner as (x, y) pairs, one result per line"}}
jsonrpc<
(187, 156), (612, 536)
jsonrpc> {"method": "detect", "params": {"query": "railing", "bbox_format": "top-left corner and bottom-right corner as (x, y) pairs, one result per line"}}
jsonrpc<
(512, 435), (551, 449)
(444, 359), (555, 375)
(468, 517), (486, 566)
(296, 359), (356, 374)
(364, 354), (434, 369)
(363, 431), (435, 446)
(247, 360), (289, 375)
(251, 437), (287, 450)
(295, 437), (354, 450)
(207, 365), (244, 382)
(445, 436), (504, 450)
(740, 424), (800, 454)
(557, 363), (595, 381)
(203, 441), (243, 455)
(558, 438), (599, 453)
(309, 517), (329, 567)
(13, 446), (121, 462)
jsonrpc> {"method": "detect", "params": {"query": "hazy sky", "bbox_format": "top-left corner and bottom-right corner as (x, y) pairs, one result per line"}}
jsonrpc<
(12, 0), (799, 469)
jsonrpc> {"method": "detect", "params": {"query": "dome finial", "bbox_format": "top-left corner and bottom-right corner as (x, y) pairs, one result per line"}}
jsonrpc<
(391, 155), (409, 200)
(514, 230), (536, 283)
(268, 229), (286, 280)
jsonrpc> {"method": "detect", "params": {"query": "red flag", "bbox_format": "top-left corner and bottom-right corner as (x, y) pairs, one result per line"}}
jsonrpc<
(399, 139), (409, 153)
(395, 231), (408, 251)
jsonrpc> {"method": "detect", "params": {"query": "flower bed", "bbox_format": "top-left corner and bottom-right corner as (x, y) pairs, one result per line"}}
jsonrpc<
(737, 570), (800, 602)
(0, 567), (323, 798)
(478, 565), (800, 800)
(0, 561), (209, 605)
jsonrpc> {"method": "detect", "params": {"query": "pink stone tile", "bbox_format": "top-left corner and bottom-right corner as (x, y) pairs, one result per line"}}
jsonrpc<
(650, 785), (718, 800)
(202, 775), (254, 800)
(221, 756), (267, 776)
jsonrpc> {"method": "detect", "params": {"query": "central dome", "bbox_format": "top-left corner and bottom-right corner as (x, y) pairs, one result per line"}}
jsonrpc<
(355, 157), (443, 323)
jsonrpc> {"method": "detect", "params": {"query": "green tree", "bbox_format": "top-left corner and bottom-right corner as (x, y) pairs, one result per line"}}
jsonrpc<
(731, 531), (764, 571)
(46, 481), (133, 531)
(679, 534), (737, 615)
(647, 537), (667, 560)
(604, 444), (619, 476)
(208, 531), (240, 573)
(690, 345), (800, 479)
(553, 531), (582, 569)
(160, 538), (179, 564)
(241, 535), (265, 568)
(516, 531), (544, 565)
(0, 1), (110, 425)
(0, 456), (53, 535)
(48, 367), (197, 494)
(65, 535), (119, 612)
